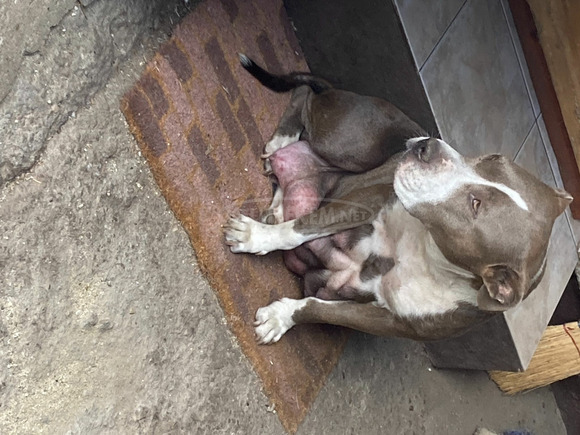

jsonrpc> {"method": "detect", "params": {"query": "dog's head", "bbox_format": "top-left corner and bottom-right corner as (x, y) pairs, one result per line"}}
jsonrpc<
(393, 137), (572, 312)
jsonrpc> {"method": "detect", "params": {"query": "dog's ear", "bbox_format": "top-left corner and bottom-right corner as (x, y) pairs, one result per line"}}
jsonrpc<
(477, 265), (525, 312)
(552, 187), (573, 216)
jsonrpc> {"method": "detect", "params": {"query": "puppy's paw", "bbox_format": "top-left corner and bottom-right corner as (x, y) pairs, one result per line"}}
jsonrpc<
(224, 214), (269, 255)
(254, 298), (298, 344)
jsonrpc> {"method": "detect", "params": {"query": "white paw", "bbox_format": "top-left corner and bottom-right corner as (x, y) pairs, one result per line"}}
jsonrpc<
(262, 133), (300, 158)
(224, 214), (270, 255)
(254, 298), (299, 344)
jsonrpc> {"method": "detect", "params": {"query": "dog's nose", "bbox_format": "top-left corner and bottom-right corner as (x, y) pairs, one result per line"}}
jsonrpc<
(411, 138), (438, 163)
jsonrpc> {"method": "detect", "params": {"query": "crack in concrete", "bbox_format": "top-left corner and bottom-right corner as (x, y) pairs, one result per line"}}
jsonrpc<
(0, 0), (189, 188)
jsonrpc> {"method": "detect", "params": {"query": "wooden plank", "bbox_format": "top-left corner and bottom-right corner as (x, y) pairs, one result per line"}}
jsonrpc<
(509, 0), (580, 218)
(528, 0), (580, 168)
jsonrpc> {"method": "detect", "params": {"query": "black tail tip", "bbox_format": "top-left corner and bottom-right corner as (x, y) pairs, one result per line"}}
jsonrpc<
(238, 53), (252, 68)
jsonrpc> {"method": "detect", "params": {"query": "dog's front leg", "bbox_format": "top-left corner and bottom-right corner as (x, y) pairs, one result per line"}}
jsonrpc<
(224, 183), (391, 255)
(254, 297), (415, 343)
(254, 296), (493, 343)
(224, 214), (316, 255)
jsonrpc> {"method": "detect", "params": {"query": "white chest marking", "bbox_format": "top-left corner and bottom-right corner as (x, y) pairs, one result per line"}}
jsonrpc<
(366, 202), (478, 317)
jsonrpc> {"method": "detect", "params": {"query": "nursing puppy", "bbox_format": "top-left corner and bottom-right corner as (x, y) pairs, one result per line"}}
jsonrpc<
(224, 54), (572, 344)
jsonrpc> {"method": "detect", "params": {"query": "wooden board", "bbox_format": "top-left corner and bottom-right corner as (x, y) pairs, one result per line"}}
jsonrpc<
(509, 0), (580, 218)
(528, 0), (580, 167)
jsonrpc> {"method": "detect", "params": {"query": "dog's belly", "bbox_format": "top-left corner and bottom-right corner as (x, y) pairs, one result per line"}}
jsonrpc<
(269, 141), (397, 298)
(297, 202), (478, 314)
(269, 141), (328, 221)
(373, 204), (478, 316)
(299, 214), (398, 301)
(269, 141), (343, 276)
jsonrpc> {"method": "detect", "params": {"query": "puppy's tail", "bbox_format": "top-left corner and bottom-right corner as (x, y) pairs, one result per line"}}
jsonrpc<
(239, 53), (332, 94)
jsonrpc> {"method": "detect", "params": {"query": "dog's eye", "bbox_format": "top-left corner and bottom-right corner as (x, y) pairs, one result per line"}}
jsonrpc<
(470, 194), (481, 218)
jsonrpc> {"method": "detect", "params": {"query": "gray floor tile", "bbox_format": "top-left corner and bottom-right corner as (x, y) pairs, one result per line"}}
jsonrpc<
(537, 115), (565, 189)
(420, 0), (535, 158)
(509, 122), (577, 366)
(514, 123), (556, 187)
(394, 0), (466, 69)
(500, 0), (541, 117)
(505, 210), (576, 365)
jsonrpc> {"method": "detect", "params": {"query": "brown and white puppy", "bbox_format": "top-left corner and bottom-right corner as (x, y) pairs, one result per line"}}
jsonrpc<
(224, 54), (572, 344)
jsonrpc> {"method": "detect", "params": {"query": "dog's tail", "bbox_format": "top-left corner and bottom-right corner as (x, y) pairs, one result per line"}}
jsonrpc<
(239, 53), (332, 94)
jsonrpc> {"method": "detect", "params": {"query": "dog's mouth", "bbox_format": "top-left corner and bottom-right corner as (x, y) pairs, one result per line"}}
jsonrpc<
(394, 156), (428, 204)
(394, 156), (423, 193)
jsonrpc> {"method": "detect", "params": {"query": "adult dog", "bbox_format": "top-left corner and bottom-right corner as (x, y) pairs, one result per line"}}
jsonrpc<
(224, 54), (571, 344)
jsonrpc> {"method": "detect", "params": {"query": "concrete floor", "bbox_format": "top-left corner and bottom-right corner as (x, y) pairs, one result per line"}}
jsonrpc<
(0, 1), (567, 433)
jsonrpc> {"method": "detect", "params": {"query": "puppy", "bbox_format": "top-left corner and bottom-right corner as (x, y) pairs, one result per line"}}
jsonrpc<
(224, 55), (572, 344)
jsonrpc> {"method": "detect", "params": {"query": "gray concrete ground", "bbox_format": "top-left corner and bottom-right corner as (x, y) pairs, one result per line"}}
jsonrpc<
(0, 1), (567, 434)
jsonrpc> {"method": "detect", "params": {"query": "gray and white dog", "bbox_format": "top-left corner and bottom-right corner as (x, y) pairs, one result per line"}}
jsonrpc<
(224, 54), (571, 344)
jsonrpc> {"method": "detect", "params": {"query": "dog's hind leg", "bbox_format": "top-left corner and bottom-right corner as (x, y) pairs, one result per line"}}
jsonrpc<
(260, 86), (311, 223)
(263, 85), (309, 160)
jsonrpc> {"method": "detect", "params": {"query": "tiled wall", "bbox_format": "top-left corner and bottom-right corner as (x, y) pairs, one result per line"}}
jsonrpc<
(395, 0), (578, 363)
(395, 0), (578, 243)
